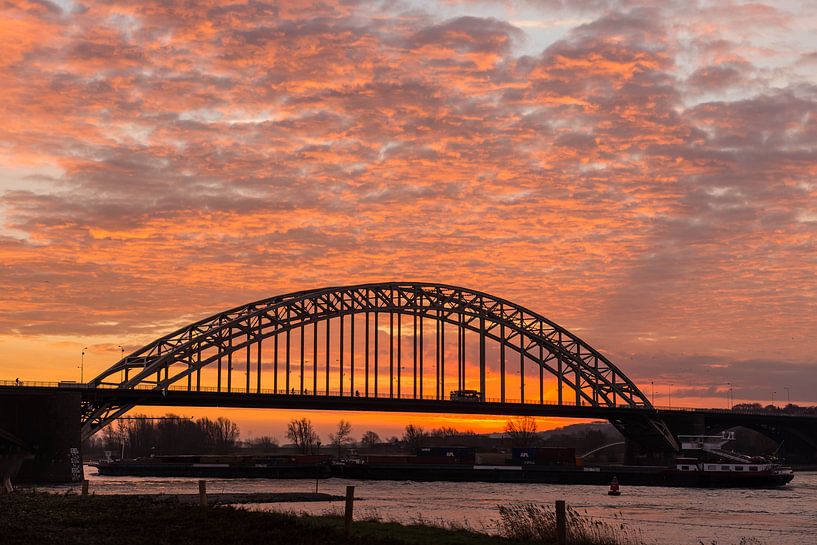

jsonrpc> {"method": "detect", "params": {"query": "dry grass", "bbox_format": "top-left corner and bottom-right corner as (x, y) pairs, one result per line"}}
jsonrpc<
(496, 503), (644, 545)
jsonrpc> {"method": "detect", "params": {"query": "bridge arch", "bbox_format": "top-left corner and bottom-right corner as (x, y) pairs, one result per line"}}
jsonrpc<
(82, 283), (652, 438)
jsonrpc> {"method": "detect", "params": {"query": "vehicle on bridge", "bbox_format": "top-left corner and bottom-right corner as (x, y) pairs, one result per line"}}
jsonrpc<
(449, 390), (482, 401)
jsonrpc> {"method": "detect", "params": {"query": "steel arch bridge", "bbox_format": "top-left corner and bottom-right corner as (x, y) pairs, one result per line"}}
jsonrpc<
(82, 282), (668, 444)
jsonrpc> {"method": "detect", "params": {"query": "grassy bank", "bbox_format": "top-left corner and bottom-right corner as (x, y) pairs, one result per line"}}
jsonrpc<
(0, 492), (530, 545)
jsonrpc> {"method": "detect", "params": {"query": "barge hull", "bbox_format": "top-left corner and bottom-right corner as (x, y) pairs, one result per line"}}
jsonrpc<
(95, 464), (330, 479)
(331, 464), (794, 488)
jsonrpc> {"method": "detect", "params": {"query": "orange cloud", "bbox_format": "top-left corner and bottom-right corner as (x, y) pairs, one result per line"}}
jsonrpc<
(1, 1), (816, 437)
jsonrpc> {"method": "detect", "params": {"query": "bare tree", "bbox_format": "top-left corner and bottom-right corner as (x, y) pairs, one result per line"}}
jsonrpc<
(287, 418), (319, 454)
(201, 417), (240, 453)
(430, 426), (459, 438)
(329, 419), (353, 456)
(101, 420), (123, 452)
(505, 416), (538, 447)
(402, 424), (428, 452)
(360, 430), (381, 449)
(247, 436), (279, 452)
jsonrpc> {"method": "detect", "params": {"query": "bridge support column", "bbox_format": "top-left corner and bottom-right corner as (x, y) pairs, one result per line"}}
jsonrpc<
(611, 413), (681, 465)
(623, 439), (674, 466)
(0, 389), (83, 483)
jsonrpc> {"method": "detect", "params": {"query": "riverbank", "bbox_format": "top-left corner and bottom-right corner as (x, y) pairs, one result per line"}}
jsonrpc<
(0, 492), (528, 545)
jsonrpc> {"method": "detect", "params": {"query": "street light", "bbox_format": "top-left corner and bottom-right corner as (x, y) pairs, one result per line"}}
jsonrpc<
(650, 381), (655, 405)
(772, 391), (776, 409)
(726, 382), (733, 409)
(80, 347), (88, 383)
(784, 386), (791, 406)
(668, 384), (674, 408)
(117, 345), (125, 382)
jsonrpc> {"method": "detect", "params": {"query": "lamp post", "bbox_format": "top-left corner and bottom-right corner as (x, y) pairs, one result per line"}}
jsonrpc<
(726, 382), (732, 409)
(668, 384), (673, 409)
(118, 345), (125, 382)
(80, 347), (88, 383)
(771, 391), (776, 409)
(650, 381), (654, 405)
(784, 386), (790, 406)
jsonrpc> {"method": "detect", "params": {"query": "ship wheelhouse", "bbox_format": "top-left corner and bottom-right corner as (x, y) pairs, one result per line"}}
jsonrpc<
(674, 432), (793, 482)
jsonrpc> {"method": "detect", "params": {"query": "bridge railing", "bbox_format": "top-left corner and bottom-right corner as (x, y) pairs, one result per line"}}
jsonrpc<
(3, 380), (814, 416)
(1, 379), (647, 408)
(653, 405), (817, 417)
(1, 380), (71, 388)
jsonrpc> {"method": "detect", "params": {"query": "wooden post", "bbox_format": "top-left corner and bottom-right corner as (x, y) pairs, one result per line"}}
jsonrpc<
(199, 480), (207, 507)
(81, 479), (89, 496)
(344, 485), (355, 538)
(555, 500), (566, 545)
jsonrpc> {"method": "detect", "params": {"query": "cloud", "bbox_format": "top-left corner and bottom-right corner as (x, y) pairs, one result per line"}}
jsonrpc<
(686, 62), (752, 94)
(1, 0), (815, 410)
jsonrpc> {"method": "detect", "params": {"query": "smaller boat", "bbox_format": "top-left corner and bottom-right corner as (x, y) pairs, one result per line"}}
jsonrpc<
(607, 476), (621, 496)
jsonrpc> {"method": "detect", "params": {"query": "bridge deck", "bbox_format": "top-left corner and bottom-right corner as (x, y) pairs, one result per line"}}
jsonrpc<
(3, 384), (815, 423)
(2, 384), (653, 419)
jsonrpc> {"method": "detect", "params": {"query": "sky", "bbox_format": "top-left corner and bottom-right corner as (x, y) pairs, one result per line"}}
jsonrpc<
(1, 0), (816, 440)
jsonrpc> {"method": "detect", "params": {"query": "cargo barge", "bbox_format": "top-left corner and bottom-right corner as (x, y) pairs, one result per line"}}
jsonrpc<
(91, 433), (793, 488)
(333, 433), (794, 488)
(93, 454), (332, 479)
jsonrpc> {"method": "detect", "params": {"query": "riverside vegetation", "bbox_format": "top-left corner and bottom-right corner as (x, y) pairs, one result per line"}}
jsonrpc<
(1, 492), (644, 545)
(1, 492), (773, 545)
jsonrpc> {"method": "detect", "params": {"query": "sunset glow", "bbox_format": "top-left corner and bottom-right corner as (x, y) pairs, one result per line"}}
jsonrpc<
(2, 0), (816, 439)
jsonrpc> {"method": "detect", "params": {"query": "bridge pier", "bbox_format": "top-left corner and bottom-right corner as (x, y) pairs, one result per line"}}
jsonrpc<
(0, 388), (83, 483)
(622, 440), (672, 466)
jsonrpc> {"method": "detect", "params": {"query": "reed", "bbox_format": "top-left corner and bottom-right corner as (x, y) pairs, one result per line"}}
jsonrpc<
(496, 503), (644, 545)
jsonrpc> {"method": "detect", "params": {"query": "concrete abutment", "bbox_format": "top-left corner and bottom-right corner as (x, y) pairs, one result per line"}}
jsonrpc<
(0, 389), (83, 483)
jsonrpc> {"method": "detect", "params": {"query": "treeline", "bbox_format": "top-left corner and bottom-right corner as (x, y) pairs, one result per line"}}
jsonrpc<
(283, 418), (481, 454)
(85, 415), (577, 459)
(86, 414), (240, 458)
(733, 403), (817, 414)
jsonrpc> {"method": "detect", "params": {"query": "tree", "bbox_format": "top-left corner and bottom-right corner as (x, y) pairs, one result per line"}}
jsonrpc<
(329, 420), (353, 456)
(287, 418), (319, 454)
(430, 426), (462, 438)
(247, 436), (279, 452)
(360, 430), (381, 449)
(402, 424), (427, 452)
(101, 420), (123, 452)
(505, 416), (538, 447)
(200, 417), (240, 453)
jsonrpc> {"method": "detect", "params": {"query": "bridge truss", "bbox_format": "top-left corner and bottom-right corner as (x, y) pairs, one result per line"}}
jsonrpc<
(82, 283), (654, 440)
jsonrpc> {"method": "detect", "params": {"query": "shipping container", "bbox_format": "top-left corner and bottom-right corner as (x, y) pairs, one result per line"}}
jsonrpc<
(364, 455), (412, 465)
(412, 455), (461, 465)
(511, 447), (576, 466)
(417, 447), (476, 462)
(475, 452), (509, 465)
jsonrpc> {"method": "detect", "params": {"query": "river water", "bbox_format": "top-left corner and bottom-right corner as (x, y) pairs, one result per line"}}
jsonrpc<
(44, 467), (817, 545)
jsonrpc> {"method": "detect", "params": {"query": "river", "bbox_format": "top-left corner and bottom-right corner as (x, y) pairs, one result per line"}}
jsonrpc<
(43, 467), (817, 545)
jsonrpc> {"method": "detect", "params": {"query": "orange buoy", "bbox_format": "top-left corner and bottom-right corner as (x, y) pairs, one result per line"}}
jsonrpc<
(608, 476), (621, 496)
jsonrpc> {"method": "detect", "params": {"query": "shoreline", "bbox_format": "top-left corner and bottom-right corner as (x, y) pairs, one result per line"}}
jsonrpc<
(78, 491), (345, 504)
(0, 492), (525, 545)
